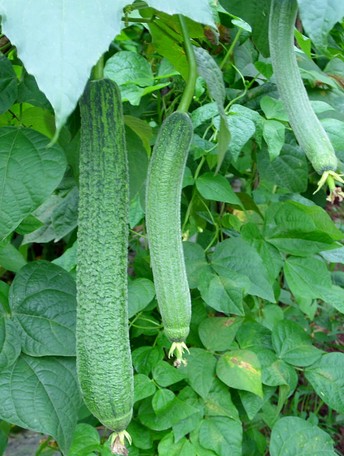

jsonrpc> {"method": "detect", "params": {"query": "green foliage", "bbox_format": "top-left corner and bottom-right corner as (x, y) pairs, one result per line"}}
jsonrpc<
(0, 1), (344, 455)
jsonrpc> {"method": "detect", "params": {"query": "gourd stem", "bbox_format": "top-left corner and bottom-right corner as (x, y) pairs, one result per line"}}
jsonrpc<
(92, 55), (104, 81)
(177, 15), (197, 113)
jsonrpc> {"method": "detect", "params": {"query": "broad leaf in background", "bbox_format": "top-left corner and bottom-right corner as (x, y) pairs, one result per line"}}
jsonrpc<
(257, 144), (308, 192)
(128, 278), (155, 318)
(69, 423), (104, 456)
(270, 416), (336, 456)
(196, 173), (243, 206)
(199, 417), (242, 456)
(272, 320), (323, 367)
(0, 0), (214, 132)
(0, 127), (67, 240)
(216, 349), (263, 397)
(0, 355), (81, 456)
(0, 241), (27, 273)
(305, 353), (344, 414)
(193, 47), (230, 172)
(10, 261), (76, 356)
(220, 0), (271, 57)
(297, 0), (344, 50)
(0, 55), (17, 115)
(0, 308), (21, 369)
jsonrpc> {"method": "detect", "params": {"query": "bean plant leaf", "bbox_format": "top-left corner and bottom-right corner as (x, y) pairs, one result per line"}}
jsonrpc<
(199, 417), (242, 456)
(272, 320), (323, 367)
(297, 0), (344, 49)
(216, 349), (263, 397)
(158, 432), (197, 456)
(220, 0), (271, 57)
(128, 278), (155, 318)
(0, 127), (67, 241)
(257, 144), (308, 193)
(146, 0), (214, 26)
(212, 238), (275, 302)
(0, 354), (82, 456)
(69, 423), (102, 456)
(270, 416), (336, 456)
(262, 119), (285, 160)
(196, 173), (243, 206)
(198, 317), (243, 352)
(134, 374), (157, 403)
(180, 348), (217, 398)
(0, 310), (21, 369)
(305, 353), (344, 414)
(0, 242), (27, 273)
(0, 55), (18, 114)
(9, 261), (76, 356)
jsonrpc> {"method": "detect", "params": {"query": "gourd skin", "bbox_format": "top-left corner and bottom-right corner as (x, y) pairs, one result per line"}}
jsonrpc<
(77, 79), (133, 432)
(269, 0), (337, 175)
(146, 112), (193, 343)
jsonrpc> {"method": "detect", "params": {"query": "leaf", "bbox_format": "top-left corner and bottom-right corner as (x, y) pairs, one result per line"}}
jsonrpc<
(260, 96), (289, 122)
(0, 127), (67, 240)
(138, 396), (198, 431)
(105, 51), (154, 87)
(0, 0), (130, 132)
(212, 238), (275, 302)
(0, 354), (81, 456)
(272, 320), (323, 367)
(262, 358), (298, 389)
(124, 115), (153, 155)
(183, 242), (211, 289)
(198, 317), (243, 352)
(236, 321), (272, 351)
(152, 361), (186, 387)
(0, 309), (21, 369)
(264, 201), (343, 256)
(128, 278), (155, 318)
(132, 346), (165, 376)
(199, 417), (242, 456)
(262, 119), (285, 160)
(9, 261), (76, 356)
(270, 416), (336, 456)
(0, 55), (17, 114)
(158, 432), (197, 456)
(283, 256), (332, 302)
(0, 242), (27, 273)
(216, 350), (263, 397)
(219, 0), (271, 57)
(305, 353), (344, 414)
(297, 0), (344, 49)
(152, 389), (175, 414)
(204, 380), (239, 422)
(147, 0), (214, 26)
(181, 348), (217, 398)
(257, 143), (308, 193)
(198, 271), (246, 316)
(196, 173), (243, 206)
(69, 423), (102, 456)
(134, 374), (156, 403)
(226, 114), (256, 163)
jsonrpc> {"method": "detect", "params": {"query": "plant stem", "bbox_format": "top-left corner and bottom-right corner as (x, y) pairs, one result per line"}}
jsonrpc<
(91, 55), (104, 80)
(220, 28), (242, 70)
(177, 15), (197, 113)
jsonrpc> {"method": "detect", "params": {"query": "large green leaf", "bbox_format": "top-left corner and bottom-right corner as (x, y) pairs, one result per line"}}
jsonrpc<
(128, 278), (155, 318)
(0, 308), (21, 369)
(220, 0), (271, 56)
(158, 433), (197, 456)
(272, 320), (323, 367)
(196, 173), (243, 206)
(305, 353), (344, 414)
(264, 201), (343, 256)
(0, 354), (81, 456)
(0, 55), (17, 114)
(0, 0), (214, 131)
(216, 349), (263, 397)
(0, 127), (66, 240)
(212, 238), (275, 302)
(181, 348), (217, 398)
(199, 417), (242, 456)
(257, 144), (308, 193)
(270, 416), (336, 456)
(297, 0), (344, 49)
(198, 316), (243, 352)
(9, 261), (76, 356)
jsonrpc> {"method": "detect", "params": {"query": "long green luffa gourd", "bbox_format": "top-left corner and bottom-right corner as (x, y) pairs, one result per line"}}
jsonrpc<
(77, 78), (133, 453)
(269, 0), (342, 198)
